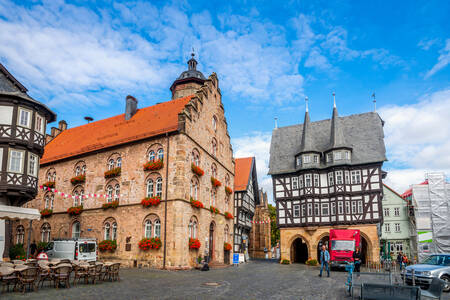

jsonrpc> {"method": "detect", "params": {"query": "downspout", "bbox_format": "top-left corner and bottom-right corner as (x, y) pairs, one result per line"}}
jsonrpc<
(163, 132), (170, 269)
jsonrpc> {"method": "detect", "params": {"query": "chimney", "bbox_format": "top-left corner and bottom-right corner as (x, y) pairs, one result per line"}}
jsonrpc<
(125, 95), (138, 120)
(50, 127), (61, 137)
(58, 120), (67, 131)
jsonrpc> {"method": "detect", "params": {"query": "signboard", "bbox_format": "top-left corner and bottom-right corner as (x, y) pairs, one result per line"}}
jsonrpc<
(418, 231), (433, 253)
(239, 253), (245, 263)
(37, 252), (48, 261)
(233, 253), (239, 264)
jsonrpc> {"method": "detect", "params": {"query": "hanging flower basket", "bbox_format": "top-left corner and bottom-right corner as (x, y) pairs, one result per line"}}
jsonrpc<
(102, 201), (119, 209)
(191, 163), (204, 176)
(225, 186), (233, 195)
(210, 206), (220, 214)
(224, 242), (232, 251)
(189, 238), (201, 250)
(138, 237), (162, 250)
(143, 159), (163, 171)
(70, 174), (86, 185)
(211, 177), (221, 187)
(190, 197), (204, 209)
(40, 209), (53, 218)
(99, 240), (117, 252)
(67, 205), (83, 216)
(104, 167), (121, 179)
(141, 196), (161, 208)
(224, 212), (234, 219)
(42, 181), (55, 189)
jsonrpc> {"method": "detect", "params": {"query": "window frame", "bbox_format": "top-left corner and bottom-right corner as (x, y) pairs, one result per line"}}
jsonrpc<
(8, 149), (25, 173)
(293, 205), (300, 217)
(17, 107), (32, 128)
(35, 113), (44, 134)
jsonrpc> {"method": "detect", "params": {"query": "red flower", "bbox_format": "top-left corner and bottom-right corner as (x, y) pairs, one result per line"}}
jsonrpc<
(43, 181), (55, 189)
(143, 159), (164, 171)
(99, 240), (117, 252)
(104, 167), (121, 178)
(211, 177), (221, 187)
(189, 238), (201, 249)
(191, 163), (204, 177)
(190, 197), (204, 209)
(210, 206), (220, 214)
(67, 205), (83, 216)
(224, 212), (234, 219)
(102, 201), (119, 209)
(224, 242), (232, 251)
(225, 186), (233, 195)
(70, 174), (86, 185)
(141, 196), (161, 208)
(40, 209), (53, 217)
(138, 237), (162, 251)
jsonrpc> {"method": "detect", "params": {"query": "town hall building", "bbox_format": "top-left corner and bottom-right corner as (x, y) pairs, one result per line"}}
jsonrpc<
(269, 97), (387, 264)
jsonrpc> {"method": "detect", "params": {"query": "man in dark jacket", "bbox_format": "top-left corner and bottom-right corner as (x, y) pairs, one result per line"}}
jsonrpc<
(353, 246), (362, 272)
(397, 252), (403, 271)
(319, 245), (330, 277)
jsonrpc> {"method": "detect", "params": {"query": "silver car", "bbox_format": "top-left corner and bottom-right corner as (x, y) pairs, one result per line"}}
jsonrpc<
(404, 253), (450, 292)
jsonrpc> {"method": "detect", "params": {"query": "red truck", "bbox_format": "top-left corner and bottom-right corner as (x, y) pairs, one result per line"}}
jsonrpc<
(329, 229), (360, 268)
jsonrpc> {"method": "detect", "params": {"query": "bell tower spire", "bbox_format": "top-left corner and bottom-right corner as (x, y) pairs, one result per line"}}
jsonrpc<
(300, 97), (314, 153)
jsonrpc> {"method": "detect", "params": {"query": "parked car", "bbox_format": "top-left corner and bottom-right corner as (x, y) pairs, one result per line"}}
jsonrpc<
(404, 253), (450, 292)
(44, 238), (97, 261)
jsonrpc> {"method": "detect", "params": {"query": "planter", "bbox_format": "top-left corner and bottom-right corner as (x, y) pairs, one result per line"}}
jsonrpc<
(191, 163), (204, 177)
(306, 258), (318, 266)
(190, 197), (204, 209)
(104, 167), (121, 179)
(99, 240), (117, 252)
(138, 237), (162, 250)
(210, 206), (220, 214)
(102, 201), (119, 209)
(210, 177), (221, 187)
(224, 242), (232, 251)
(70, 174), (86, 185)
(224, 212), (234, 220)
(225, 186), (233, 195)
(42, 181), (55, 189)
(141, 196), (161, 208)
(67, 205), (83, 216)
(143, 159), (163, 171)
(40, 209), (53, 218)
(189, 238), (201, 250)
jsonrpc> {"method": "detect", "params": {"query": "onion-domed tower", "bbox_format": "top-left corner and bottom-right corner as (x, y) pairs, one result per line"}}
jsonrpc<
(170, 52), (206, 99)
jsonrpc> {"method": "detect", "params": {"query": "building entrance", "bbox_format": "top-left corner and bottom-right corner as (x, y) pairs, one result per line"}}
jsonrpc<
(292, 238), (308, 263)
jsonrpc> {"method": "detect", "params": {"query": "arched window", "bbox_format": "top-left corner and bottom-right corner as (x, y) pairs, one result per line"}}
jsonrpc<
(112, 222), (117, 240)
(156, 177), (163, 197)
(74, 161), (86, 176)
(191, 149), (200, 166)
(72, 221), (81, 238)
(145, 220), (152, 238)
(148, 150), (155, 162)
(154, 219), (161, 238)
(224, 225), (229, 243)
(211, 164), (217, 178)
(41, 223), (51, 242)
(211, 138), (217, 156)
(46, 168), (56, 182)
(106, 185), (113, 203)
(73, 187), (84, 206)
(114, 184), (120, 201)
(81, 165), (86, 175)
(79, 189), (85, 206)
(190, 177), (199, 200)
(212, 115), (217, 131)
(146, 179), (154, 197)
(210, 190), (216, 206)
(116, 157), (122, 168)
(104, 223), (111, 240)
(157, 148), (164, 161)
(75, 166), (81, 176)
(45, 193), (54, 209)
(16, 225), (25, 244)
(189, 217), (198, 239)
(108, 159), (115, 170)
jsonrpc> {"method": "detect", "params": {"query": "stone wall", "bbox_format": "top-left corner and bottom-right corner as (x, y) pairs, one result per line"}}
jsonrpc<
(249, 198), (272, 259)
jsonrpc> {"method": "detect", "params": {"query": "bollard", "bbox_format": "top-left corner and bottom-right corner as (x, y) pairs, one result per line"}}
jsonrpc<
(412, 269), (415, 286)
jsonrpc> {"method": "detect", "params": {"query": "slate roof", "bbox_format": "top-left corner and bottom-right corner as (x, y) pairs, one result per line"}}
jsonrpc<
(41, 95), (193, 164)
(234, 157), (254, 192)
(269, 111), (387, 175)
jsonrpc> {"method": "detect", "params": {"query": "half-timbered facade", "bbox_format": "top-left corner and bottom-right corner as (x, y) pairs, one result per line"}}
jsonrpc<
(269, 99), (386, 264)
(233, 157), (259, 254)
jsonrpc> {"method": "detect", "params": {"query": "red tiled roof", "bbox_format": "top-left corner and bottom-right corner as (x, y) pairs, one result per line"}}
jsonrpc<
(401, 180), (428, 198)
(234, 157), (254, 192)
(41, 95), (193, 164)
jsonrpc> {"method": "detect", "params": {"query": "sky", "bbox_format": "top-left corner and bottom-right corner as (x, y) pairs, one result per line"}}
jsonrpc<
(0, 0), (449, 202)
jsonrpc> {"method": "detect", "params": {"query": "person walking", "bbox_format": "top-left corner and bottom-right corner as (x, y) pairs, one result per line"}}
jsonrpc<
(402, 253), (408, 270)
(397, 252), (403, 271)
(353, 246), (362, 273)
(318, 244), (330, 277)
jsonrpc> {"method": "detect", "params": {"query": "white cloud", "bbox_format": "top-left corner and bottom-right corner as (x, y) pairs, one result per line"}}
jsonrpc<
(418, 38), (439, 51)
(425, 39), (450, 79)
(379, 89), (450, 192)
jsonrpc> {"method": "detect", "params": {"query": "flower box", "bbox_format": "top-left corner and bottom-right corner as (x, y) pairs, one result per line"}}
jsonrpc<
(224, 242), (232, 251)
(225, 186), (233, 195)
(42, 181), (55, 189)
(40, 209), (53, 218)
(210, 206), (220, 214)
(104, 167), (121, 179)
(143, 159), (163, 171)
(102, 201), (119, 209)
(191, 163), (204, 177)
(189, 238), (201, 249)
(190, 197), (204, 209)
(141, 196), (161, 208)
(211, 177), (221, 187)
(99, 240), (117, 252)
(70, 174), (86, 185)
(67, 205), (83, 216)
(138, 237), (162, 250)
(224, 212), (234, 219)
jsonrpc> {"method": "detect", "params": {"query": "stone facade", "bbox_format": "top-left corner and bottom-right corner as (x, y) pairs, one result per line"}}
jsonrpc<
(15, 72), (235, 269)
(249, 190), (272, 259)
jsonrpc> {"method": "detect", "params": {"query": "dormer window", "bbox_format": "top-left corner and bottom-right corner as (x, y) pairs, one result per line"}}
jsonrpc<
(334, 151), (342, 160)
(313, 155), (319, 163)
(345, 151), (351, 160)
(326, 153), (333, 163)
(303, 155), (311, 164)
(296, 156), (301, 166)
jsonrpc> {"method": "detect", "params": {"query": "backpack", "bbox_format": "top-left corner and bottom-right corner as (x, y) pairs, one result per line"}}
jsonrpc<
(402, 256), (408, 263)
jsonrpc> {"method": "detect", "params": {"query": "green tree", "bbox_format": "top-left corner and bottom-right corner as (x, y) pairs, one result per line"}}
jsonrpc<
(268, 204), (280, 247)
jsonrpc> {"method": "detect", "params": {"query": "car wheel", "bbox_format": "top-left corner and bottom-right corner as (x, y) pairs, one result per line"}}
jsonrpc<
(441, 275), (450, 292)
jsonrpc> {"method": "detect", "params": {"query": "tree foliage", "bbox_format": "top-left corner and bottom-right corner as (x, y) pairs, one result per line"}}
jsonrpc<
(268, 204), (280, 247)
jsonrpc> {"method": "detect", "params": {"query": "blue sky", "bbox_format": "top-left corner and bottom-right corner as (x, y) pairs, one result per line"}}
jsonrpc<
(1, 0), (449, 200)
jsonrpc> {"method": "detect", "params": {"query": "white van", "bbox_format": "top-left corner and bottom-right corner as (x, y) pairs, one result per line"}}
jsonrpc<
(44, 238), (97, 261)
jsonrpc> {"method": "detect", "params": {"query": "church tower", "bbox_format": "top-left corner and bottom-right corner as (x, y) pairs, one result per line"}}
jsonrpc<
(170, 52), (206, 99)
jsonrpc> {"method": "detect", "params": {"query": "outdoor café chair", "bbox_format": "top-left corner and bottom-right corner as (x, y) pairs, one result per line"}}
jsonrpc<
(0, 266), (18, 293)
(17, 267), (39, 293)
(109, 263), (120, 282)
(52, 265), (72, 289)
(37, 264), (52, 288)
(73, 264), (89, 286)
(89, 264), (103, 284)
(421, 277), (446, 300)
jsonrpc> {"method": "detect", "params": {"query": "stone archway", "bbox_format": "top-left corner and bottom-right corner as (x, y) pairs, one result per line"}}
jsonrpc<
(291, 238), (308, 263)
(359, 231), (373, 264)
(316, 233), (330, 260)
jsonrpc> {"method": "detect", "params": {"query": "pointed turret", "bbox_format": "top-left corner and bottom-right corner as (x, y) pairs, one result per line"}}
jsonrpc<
(328, 92), (347, 149)
(170, 51), (206, 100)
(300, 97), (314, 153)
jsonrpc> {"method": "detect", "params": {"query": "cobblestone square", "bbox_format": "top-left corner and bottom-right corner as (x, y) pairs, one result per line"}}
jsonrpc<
(3, 260), (449, 300)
